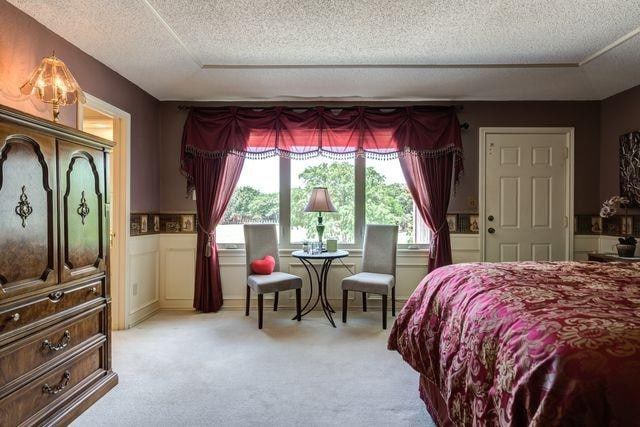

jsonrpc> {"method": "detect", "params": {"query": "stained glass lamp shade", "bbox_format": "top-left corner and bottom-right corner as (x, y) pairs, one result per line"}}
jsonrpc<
(20, 52), (85, 122)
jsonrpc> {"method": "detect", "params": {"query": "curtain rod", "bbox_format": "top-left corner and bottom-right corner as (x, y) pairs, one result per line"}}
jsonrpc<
(177, 104), (465, 111)
(177, 105), (469, 128)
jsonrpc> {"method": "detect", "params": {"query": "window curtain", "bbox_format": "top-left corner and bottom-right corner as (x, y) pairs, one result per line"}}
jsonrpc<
(181, 105), (463, 310)
(190, 155), (244, 312)
(181, 109), (249, 312)
(399, 154), (455, 271)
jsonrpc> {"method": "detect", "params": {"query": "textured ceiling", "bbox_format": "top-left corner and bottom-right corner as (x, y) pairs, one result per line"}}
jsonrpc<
(8, 0), (640, 100)
(147, 0), (639, 65)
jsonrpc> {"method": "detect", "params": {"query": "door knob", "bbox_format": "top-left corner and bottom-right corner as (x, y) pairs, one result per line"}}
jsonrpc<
(488, 215), (494, 221)
(488, 227), (496, 234)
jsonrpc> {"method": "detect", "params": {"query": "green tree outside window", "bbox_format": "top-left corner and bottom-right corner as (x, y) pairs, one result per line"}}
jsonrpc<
(223, 161), (415, 243)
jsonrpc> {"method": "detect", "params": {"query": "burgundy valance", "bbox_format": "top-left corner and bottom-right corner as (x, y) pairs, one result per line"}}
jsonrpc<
(181, 105), (463, 190)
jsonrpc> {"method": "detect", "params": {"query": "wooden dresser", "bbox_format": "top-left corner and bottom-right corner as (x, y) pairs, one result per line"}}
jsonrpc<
(0, 105), (117, 425)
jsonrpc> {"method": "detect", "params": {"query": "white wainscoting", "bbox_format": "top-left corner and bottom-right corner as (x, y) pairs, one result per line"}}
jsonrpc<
(157, 234), (478, 310)
(128, 235), (161, 326)
(159, 234), (197, 310)
(128, 233), (610, 314)
(574, 235), (601, 261)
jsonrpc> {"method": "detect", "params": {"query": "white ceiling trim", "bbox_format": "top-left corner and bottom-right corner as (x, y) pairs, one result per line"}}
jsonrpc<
(141, 0), (203, 68)
(201, 63), (580, 69)
(141, 0), (639, 70)
(579, 25), (640, 66)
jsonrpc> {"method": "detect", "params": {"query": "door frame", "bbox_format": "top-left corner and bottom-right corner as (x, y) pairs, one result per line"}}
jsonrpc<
(479, 127), (574, 262)
(77, 93), (131, 330)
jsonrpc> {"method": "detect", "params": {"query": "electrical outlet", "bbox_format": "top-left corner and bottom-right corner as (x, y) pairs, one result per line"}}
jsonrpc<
(132, 283), (138, 296)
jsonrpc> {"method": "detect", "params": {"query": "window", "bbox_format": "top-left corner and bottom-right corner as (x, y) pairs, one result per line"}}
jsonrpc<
(218, 155), (429, 248)
(217, 157), (279, 244)
(365, 158), (429, 245)
(290, 157), (355, 244)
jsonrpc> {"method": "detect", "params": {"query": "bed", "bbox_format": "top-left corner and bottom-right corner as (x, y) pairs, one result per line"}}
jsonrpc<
(388, 261), (640, 426)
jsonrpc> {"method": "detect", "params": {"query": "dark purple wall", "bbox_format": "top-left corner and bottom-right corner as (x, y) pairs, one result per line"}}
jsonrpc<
(600, 85), (640, 206)
(159, 100), (601, 214)
(0, 0), (160, 212)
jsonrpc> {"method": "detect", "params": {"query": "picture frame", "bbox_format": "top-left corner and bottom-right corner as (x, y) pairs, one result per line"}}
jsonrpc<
(619, 131), (640, 208)
(181, 215), (194, 232)
(590, 216), (602, 234)
(130, 222), (140, 236)
(140, 215), (148, 233)
(446, 214), (457, 232)
(469, 215), (479, 233)
(153, 215), (160, 232)
(166, 221), (180, 233)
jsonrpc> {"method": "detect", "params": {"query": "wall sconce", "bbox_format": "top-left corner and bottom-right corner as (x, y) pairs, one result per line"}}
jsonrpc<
(19, 51), (85, 122)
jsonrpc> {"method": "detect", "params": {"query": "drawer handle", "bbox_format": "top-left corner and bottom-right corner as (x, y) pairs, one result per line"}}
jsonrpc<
(89, 286), (98, 295)
(10, 312), (20, 322)
(48, 291), (65, 302)
(42, 330), (71, 352)
(42, 370), (71, 395)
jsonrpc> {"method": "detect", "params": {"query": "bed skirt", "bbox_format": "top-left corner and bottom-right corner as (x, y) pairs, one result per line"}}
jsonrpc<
(419, 374), (453, 427)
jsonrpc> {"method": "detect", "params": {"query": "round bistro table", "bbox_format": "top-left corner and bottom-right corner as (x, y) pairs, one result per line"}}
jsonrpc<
(291, 249), (349, 327)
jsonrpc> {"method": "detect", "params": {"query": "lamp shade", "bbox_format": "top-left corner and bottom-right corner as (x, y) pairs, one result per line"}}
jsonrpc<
(20, 52), (85, 121)
(304, 187), (336, 213)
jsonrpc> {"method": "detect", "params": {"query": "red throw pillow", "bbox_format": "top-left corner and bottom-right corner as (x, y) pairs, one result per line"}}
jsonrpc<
(250, 255), (276, 275)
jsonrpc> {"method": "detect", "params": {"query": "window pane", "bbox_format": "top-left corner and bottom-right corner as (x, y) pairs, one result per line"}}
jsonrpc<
(291, 157), (355, 244)
(365, 158), (429, 244)
(217, 157), (279, 244)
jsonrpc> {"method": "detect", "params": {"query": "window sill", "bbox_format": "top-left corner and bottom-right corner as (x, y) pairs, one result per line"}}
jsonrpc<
(217, 246), (430, 256)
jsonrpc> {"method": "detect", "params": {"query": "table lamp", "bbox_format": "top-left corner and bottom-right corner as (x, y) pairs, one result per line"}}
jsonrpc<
(304, 187), (336, 249)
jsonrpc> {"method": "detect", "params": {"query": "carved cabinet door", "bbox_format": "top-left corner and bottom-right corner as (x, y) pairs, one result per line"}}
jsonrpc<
(58, 140), (106, 283)
(0, 124), (58, 298)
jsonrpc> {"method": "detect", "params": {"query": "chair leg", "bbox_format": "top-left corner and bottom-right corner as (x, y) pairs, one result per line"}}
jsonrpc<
(273, 291), (279, 311)
(296, 288), (301, 321)
(382, 294), (387, 330)
(362, 292), (367, 312)
(342, 290), (348, 323)
(392, 286), (396, 317)
(258, 294), (264, 329)
(245, 286), (250, 316)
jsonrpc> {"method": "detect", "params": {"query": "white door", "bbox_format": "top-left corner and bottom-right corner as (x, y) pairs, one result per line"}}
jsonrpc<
(481, 128), (573, 262)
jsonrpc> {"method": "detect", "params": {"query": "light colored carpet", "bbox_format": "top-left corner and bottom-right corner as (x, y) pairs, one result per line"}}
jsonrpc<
(72, 309), (434, 427)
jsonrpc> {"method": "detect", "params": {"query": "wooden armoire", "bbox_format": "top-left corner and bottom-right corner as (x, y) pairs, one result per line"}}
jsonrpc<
(0, 105), (117, 425)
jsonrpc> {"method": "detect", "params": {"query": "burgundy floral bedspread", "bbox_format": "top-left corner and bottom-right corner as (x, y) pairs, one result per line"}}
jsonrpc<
(388, 262), (640, 426)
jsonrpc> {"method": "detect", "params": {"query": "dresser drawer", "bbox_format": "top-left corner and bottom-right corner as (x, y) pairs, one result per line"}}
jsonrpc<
(0, 305), (105, 393)
(0, 279), (104, 340)
(0, 342), (105, 426)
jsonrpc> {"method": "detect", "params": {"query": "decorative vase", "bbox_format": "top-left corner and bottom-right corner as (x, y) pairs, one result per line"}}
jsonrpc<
(616, 244), (636, 257)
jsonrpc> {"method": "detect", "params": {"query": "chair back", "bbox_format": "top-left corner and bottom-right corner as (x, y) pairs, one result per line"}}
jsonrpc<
(361, 224), (398, 276)
(244, 224), (280, 277)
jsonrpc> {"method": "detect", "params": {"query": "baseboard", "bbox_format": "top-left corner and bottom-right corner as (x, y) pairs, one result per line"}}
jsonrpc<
(156, 304), (404, 313)
(127, 301), (161, 328)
